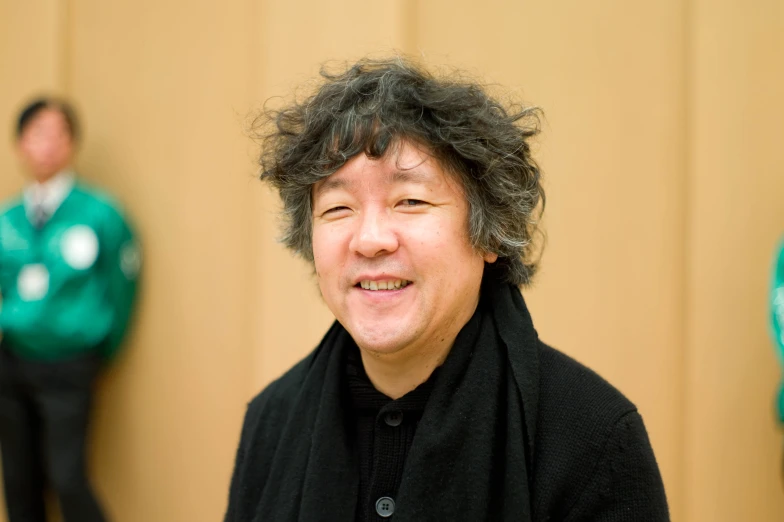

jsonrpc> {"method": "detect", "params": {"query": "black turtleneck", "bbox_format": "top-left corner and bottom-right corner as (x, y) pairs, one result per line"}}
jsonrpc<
(345, 347), (439, 521)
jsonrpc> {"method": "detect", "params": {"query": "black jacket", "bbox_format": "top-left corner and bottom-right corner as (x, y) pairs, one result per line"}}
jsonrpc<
(225, 277), (669, 521)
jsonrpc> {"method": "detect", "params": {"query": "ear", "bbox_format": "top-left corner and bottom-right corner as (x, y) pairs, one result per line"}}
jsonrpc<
(483, 251), (498, 263)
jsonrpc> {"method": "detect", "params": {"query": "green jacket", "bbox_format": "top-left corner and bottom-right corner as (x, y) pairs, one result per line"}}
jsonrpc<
(0, 183), (140, 360)
(770, 240), (784, 422)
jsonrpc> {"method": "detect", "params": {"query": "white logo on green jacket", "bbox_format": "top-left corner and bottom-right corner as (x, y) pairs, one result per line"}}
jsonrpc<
(17, 264), (49, 301)
(61, 225), (99, 270)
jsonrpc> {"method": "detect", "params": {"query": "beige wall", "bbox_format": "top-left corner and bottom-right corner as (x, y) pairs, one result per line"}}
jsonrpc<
(0, 0), (782, 520)
(0, 1), (66, 196)
(683, 1), (784, 520)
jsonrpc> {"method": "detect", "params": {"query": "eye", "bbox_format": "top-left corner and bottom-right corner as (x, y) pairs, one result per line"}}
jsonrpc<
(321, 206), (351, 217)
(397, 199), (427, 207)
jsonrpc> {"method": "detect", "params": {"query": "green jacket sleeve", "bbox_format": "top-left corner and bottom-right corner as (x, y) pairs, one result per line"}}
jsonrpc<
(769, 241), (784, 422)
(101, 207), (141, 359)
(0, 238), (4, 333)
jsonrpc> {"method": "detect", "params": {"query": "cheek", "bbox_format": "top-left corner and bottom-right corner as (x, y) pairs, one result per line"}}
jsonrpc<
(312, 226), (344, 279)
(429, 222), (483, 283)
(18, 141), (35, 158)
(409, 216), (474, 258)
(56, 140), (73, 159)
(311, 234), (329, 275)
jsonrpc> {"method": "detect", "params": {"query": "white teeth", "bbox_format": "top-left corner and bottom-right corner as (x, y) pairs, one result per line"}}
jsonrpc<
(359, 279), (411, 291)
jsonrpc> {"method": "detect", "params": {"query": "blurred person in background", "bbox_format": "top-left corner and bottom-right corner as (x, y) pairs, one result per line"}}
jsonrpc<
(225, 58), (669, 521)
(0, 97), (140, 522)
(769, 242), (784, 475)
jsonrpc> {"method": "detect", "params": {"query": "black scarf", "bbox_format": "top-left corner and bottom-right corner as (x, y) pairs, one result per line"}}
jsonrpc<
(235, 274), (541, 521)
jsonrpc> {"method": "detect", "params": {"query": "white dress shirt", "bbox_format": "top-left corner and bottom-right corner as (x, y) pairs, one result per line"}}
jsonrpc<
(23, 170), (76, 226)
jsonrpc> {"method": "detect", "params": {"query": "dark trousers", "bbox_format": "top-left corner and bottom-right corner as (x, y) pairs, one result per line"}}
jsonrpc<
(0, 347), (107, 522)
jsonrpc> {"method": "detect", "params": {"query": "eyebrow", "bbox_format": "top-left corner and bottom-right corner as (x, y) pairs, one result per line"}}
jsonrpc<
(313, 177), (355, 198)
(390, 168), (435, 185)
(313, 166), (436, 198)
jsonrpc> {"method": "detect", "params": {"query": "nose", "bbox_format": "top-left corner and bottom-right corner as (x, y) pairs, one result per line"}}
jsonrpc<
(349, 207), (399, 258)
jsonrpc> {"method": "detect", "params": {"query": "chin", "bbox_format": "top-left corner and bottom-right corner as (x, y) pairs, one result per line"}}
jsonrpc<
(33, 169), (58, 181)
(348, 323), (414, 355)
(340, 307), (409, 344)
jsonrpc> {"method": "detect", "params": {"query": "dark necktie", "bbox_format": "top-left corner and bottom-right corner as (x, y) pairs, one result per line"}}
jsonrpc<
(32, 188), (49, 228)
(33, 204), (49, 228)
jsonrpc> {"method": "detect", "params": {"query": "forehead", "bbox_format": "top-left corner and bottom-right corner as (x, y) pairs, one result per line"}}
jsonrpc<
(313, 142), (462, 197)
(22, 109), (70, 135)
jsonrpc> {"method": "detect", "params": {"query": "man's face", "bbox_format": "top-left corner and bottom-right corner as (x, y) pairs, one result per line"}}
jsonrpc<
(312, 141), (497, 357)
(16, 108), (74, 182)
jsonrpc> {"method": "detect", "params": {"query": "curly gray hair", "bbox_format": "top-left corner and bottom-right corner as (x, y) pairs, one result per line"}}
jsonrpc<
(255, 57), (545, 285)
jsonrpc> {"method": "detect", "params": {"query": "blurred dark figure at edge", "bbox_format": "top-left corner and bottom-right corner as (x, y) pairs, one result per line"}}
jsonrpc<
(0, 98), (140, 522)
(769, 242), (784, 483)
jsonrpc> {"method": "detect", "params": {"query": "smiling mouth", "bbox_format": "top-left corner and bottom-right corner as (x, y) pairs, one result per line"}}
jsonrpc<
(356, 279), (412, 291)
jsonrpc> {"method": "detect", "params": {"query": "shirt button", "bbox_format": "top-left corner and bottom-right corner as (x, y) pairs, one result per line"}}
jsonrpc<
(384, 411), (403, 427)
(375, 496), (396, 518)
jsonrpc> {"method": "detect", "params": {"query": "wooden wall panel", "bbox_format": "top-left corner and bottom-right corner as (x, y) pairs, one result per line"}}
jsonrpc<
(683, 1), (784, 520)
(67, 1), (256, 519)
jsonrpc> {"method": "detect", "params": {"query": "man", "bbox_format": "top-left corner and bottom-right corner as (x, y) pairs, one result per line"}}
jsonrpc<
(0, 98), (140, 522)
(225, 58), (669, 521)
